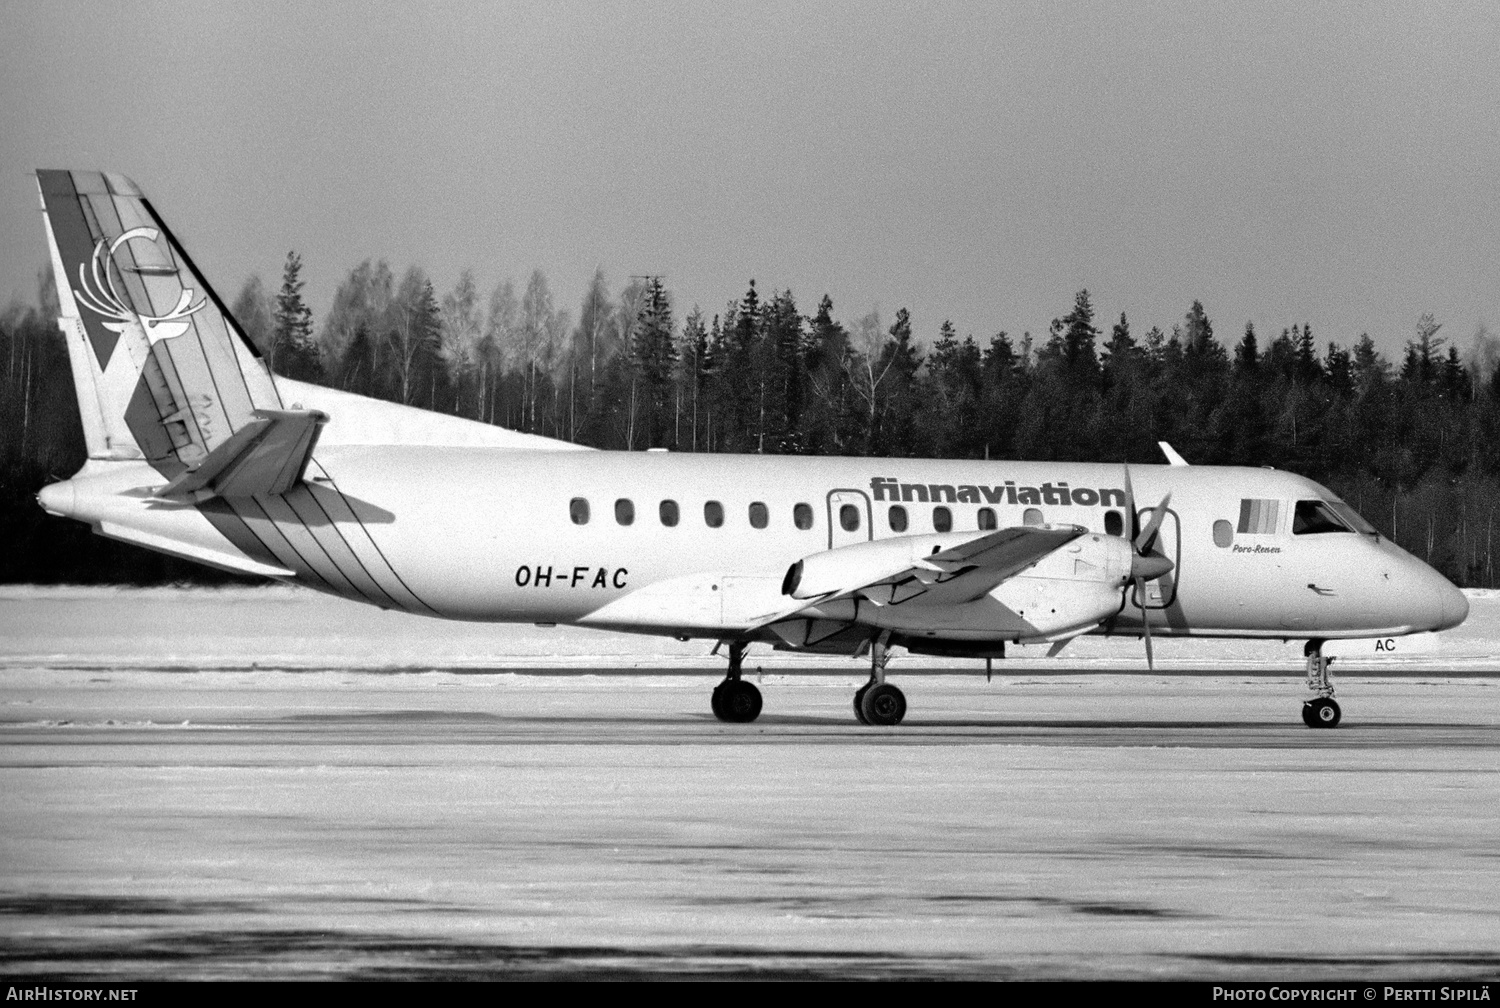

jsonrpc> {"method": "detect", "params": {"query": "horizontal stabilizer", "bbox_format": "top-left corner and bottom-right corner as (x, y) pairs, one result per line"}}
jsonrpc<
(160, 409), (327, 498)
(97, 520), (296, 578)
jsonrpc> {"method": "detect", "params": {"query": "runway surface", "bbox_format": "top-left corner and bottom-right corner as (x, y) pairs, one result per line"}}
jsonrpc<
(3, 588), (1500, 980)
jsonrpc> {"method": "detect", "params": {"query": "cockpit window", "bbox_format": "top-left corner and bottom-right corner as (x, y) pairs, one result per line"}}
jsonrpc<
(1328, 500), (1379, 535)
(1293, 500), (1353, 535)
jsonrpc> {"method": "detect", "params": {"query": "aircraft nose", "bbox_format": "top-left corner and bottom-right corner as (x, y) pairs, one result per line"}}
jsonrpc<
(1404, 556), (1468, 631)
(1438, 580), (1469, 631)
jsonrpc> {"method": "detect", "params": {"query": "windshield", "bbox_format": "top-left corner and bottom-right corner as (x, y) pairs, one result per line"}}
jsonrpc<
(1327, 500), (1379, 535)
(1293, 500), (1353, 535)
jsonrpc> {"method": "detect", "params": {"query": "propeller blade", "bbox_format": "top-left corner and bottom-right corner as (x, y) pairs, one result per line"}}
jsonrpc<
(1134, 491), (1173, 555)
(1122, 464), (1138, 540)
(1137, 577), (1155, 670)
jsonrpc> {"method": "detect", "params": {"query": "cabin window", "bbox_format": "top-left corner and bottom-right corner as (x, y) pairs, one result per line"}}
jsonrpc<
(1237, 498), (1281, 535)
(749, 502), (769, 529)
(888, 505), (908, 533)
(1293, 500), (1352, 535)
(1213, 519), (1233, 547)
(659, 500), (679, 527)
(978, 507), (996, 531)
(933, 506), (953, 533)
(839, 504), (861, 532)
(793, 502), (813, 530)
(569, 498), (590, 525)
(615, 498), (635, 525)
(704, 501), (724, 528)
(1104, 510), (1123, 536)
(1023, 508), (1043, 527)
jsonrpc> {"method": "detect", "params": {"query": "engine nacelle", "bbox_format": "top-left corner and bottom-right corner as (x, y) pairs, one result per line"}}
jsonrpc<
(783, 533), (968, 600)
(989, 532), (1135, 639)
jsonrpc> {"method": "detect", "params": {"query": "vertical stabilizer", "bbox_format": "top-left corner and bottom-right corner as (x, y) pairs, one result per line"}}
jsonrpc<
(36, 170), (282, 479)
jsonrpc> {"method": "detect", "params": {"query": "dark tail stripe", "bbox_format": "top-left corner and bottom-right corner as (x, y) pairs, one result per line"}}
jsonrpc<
(306, 461), (439, 616)
(280, 484), (401, 609)
(230, 496), (341, 595)
(198, 499), (294, 573)
(251, 493), (364, 599)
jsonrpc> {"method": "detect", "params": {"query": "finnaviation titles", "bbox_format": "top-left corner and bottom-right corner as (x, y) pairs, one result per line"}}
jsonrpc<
(869, 477), (1126, 508)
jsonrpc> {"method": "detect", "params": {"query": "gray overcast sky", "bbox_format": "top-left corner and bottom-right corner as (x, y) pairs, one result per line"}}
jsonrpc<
(2, 0), (1497, 358)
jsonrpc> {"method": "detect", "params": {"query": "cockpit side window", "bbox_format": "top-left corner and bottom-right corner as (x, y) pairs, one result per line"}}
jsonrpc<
(1293, 499), (1352, 535)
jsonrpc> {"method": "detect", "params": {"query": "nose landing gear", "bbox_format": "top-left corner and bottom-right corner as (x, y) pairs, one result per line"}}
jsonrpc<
(854, 633), (906, 726)
(1301, 639), (1342, 728)
(711, 641), (762, 723)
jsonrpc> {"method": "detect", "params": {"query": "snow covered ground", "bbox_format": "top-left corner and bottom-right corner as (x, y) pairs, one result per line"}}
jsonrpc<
(2, 587), (1499, 979)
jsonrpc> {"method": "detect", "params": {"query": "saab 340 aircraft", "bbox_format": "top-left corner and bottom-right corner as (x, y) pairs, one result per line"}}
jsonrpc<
(29, 170), (1469, 728)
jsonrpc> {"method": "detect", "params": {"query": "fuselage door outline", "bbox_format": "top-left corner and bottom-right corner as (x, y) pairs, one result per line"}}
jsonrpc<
(1132, 506), (1182, 610)
(826, 489), (873, 550)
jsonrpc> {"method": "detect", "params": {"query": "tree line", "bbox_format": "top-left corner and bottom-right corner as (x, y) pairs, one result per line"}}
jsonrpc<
(3, 254), (1499, 588)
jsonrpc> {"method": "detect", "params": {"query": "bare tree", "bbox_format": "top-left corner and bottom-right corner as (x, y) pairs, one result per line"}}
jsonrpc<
(843, 308), (895, 428)
(320, 261), (394, 367)
(389, 266), (436, 405)
(439, 270), (484, 419)
(517, 269), (558, 431)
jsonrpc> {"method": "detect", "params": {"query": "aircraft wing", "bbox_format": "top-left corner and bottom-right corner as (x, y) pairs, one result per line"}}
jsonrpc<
(760, 525), (1087, 629)
(826, 526), (1085, 607)
(159, 408), (327, 499)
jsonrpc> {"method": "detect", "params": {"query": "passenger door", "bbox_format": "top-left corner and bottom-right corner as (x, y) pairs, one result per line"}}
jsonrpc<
(826, 489), (872, 550)
(1132, 506), (1181, 609)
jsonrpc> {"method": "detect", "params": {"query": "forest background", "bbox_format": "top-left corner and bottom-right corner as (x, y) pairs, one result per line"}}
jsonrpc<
(3, 255), (1499, 587)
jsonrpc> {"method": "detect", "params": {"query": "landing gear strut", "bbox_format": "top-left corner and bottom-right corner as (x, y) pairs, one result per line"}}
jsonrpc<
(1301, 639), (1341, 728)
(854, 633), (906, 726)
(711, 641), (762, 723)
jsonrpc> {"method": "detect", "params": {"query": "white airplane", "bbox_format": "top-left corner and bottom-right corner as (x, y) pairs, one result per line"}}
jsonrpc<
(30, 170), (1469, 728)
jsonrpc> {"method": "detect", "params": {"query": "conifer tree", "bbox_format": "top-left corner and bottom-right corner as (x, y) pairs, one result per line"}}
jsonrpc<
(676, 307), (709, 451)
(872, 308), (922, 455)
(273, 251), (322, 382)
(803, 295), (854, 452)
(1233, 322), (1259, 374)
(1059, 289), (1101, 388)
(628, 277), (676, 448)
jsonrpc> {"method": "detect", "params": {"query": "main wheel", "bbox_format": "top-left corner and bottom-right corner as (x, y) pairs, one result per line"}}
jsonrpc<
(1303, 697), (1341, 728)
(853, 681), (872, 724)
(710, 682), (727, 720)
(717, 680), (762, 723)
(858, 682), (907, 726)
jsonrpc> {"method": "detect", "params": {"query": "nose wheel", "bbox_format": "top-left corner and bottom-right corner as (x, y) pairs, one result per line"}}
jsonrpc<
(1302, 696), (1341, 728)
(711, 641), (762, 723)
(1301, 639), (1342, 729)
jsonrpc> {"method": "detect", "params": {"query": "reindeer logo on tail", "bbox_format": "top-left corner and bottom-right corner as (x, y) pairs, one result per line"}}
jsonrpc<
(72, 226), (205, 346)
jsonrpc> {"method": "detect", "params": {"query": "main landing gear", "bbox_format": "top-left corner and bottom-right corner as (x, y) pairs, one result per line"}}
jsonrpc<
(1301, 639), (1342, 729)
(711, 641), (762, 723)
(854, 633), (906, 727)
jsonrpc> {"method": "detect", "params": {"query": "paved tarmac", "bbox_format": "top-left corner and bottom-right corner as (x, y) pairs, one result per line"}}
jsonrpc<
(4, 668), (1499, 980)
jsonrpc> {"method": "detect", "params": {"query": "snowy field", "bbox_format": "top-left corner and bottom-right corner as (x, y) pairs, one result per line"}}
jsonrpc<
(2, 587), (1499, 979)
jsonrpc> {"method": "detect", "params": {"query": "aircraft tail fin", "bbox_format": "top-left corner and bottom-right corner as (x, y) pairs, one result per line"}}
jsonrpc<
(35, 170), (282, 480)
